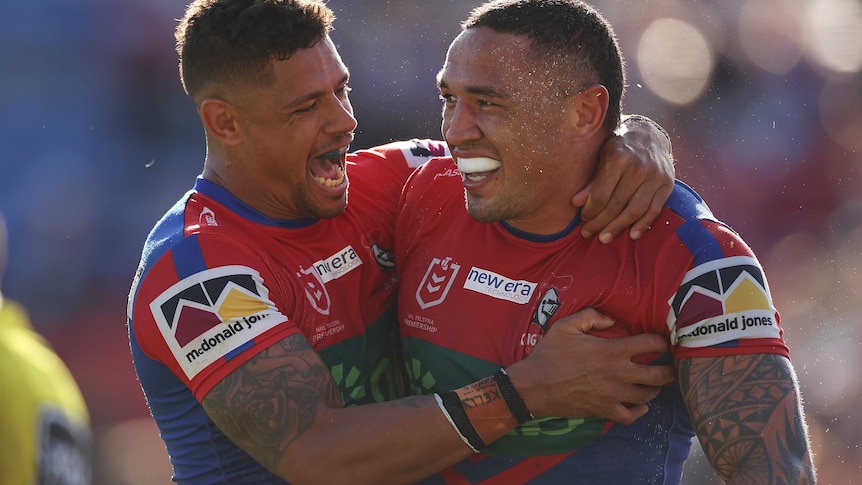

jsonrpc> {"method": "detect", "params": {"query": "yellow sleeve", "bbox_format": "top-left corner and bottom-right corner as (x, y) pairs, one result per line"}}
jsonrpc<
(0, 300), (92, 485)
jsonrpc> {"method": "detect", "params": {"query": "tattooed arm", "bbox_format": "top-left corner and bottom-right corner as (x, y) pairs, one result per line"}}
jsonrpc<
(678, 354), (817, 484)
(203, 333), (473, 484)
(202, 310), (675, 484)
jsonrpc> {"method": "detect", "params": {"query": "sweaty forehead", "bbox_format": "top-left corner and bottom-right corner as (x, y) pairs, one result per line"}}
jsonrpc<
(447, 28), (532, 69)
(440, 28), (544, 93)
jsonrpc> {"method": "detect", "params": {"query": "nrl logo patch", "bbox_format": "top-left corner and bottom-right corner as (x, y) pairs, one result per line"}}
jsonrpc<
(297, 264), (332, 315)
(416, 257), (461, 309)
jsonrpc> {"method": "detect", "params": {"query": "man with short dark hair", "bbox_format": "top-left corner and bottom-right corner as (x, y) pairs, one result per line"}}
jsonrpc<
(396, 0), (816, 483)
(128, 1), (678, 482)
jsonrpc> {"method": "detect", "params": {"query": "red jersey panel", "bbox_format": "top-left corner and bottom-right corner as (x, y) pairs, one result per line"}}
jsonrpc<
(127, 139), (448, 483)
(395, 157), (788, 484)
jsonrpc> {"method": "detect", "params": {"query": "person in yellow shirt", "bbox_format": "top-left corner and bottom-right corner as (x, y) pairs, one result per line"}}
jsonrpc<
(0, 213), (92, 485)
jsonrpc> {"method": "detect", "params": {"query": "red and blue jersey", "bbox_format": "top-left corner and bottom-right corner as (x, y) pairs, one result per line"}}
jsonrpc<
(127, 140), (447, 484)
(395, 157), (788, 484)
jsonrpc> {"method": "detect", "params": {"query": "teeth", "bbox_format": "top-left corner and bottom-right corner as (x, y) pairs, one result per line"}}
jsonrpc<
(314, 164), (344, 187)
(458, 157), (502, 174)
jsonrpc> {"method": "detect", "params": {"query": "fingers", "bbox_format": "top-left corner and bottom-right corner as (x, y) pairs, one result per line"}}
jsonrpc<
(576, 125), (675, 243)
(570, 185), (590, 209)
(617, 332), (670, 357)
(602, 402), (649, 426)
(577, 143), (648, 242)
(551, 308), (615, 334)
(628, 362), (677, 387)
(595, 370), (674, 425)
(628, 181), (673, 240)
(586, 181), (651, 244)
(515, 313), (676, 423)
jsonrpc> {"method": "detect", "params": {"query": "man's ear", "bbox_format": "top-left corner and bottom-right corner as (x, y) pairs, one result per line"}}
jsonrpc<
(567, 84), (609, 139)
(200, 98), (242, 146)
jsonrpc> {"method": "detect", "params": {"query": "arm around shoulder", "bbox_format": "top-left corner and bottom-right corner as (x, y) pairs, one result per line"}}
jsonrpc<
(202, 333), (478, 485)
(575, 114), (676, 243)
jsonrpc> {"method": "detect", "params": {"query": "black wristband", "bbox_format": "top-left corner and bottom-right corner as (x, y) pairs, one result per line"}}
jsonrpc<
(436, 391), (484, 452)
(493, 368), (535, 425)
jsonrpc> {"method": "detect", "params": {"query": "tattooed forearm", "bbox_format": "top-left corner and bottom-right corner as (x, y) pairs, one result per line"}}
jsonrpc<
(679, 354), (815, 484)
(202, 334), (342, 470)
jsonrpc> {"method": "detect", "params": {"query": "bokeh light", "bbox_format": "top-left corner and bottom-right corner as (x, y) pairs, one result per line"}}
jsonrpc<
(819, 75), (862, 152)
(806, 0), (862, 74)
(636, 18), (713, 106)
(738, 0), (806, 75)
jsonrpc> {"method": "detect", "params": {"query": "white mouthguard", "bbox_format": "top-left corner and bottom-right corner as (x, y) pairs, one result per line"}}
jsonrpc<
(457, 157), (502, 174)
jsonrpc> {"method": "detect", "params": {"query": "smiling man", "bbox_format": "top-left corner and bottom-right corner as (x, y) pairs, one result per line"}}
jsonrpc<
(396, 1), (816, 483)
(127, 0), (680, 483)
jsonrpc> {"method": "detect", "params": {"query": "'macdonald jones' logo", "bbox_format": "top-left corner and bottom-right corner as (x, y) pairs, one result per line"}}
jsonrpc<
(668, 256), (780, 347)
(150, 266), (286, 379)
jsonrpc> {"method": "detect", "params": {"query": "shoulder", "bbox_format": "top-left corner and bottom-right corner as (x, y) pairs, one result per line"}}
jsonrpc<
(406, 156), (460, 191)
(129, 191), (278, 334)
(665, 180), (717, 223)
(347, 139), (450, 183)
(353, 139), (449, 168)
(658, 181), (755, 264)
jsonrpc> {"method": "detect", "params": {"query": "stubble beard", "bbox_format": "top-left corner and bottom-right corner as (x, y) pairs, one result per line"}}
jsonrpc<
(464, 192), (508, 224)
(295, 183), (348, 220)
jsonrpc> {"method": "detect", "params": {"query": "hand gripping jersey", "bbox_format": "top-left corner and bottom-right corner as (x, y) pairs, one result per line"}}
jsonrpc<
(127, 140), (447, 484)
(0, 299), (92, 485)
(396, 158), (789, 485)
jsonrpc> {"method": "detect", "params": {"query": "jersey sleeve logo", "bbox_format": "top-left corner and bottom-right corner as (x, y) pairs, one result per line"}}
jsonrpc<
(149, 265), (288, 379)
(395, 139), (450, 167)
(416, 257), (461, 309)
(667, 255), (780, 347)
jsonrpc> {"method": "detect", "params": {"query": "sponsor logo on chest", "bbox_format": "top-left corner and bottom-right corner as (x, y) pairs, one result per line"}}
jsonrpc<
(314, 245), (363, 283)
(298, 245), (364, 316)
(463, 266), (537, 304)
(415, 258), (538, 308)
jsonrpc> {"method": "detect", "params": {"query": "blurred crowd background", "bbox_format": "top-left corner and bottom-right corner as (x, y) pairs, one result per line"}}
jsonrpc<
(1, 0), (860, 483)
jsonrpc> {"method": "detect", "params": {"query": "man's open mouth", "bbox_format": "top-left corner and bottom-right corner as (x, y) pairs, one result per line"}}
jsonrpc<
(311, 148), (347, 187)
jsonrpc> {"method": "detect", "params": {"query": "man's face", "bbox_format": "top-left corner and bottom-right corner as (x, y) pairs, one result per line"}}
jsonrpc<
(438, 28), (593, 235)
(228, 36), (357, 220)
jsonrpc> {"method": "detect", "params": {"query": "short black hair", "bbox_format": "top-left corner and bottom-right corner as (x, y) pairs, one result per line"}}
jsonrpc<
(464, 0), (625, 130)
(176, 0), (335, 103)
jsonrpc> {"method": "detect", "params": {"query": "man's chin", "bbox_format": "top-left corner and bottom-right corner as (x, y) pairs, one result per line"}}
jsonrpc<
(465, 203), (498, 223)
(315, 199), (348, 219)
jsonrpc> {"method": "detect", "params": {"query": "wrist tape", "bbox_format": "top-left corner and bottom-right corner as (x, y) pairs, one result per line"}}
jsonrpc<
(434, 368), (535, 453)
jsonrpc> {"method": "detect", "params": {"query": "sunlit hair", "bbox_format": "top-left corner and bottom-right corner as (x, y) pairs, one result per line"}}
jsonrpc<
(176, 0), (335, 103)
(463, 0), (625, 131)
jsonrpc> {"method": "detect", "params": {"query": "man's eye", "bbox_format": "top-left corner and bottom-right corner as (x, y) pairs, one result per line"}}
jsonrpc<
(295, 103), (317, 114)
(439, 94), (456, 104)
(337, 85), (352, 96)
